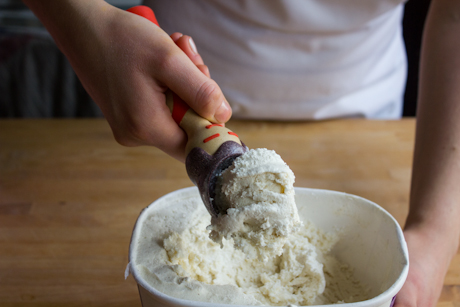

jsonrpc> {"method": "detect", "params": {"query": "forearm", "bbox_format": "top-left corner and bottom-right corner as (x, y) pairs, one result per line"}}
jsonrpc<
(22, 0), (108, 49)
(407, 0), (460, 251)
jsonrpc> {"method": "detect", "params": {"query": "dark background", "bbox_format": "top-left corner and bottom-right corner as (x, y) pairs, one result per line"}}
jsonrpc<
(402, 0), (431, 117)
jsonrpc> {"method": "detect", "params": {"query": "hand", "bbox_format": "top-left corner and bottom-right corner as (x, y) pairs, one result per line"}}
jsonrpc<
(394, 225), (458, 307)
(23, 1), (231, 162)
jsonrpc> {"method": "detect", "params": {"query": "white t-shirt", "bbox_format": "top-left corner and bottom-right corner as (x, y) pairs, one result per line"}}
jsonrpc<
(144, 0), (407, 120)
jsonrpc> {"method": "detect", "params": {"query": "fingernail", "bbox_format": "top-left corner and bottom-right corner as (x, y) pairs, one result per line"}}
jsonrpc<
(189, 37), (198, 54)
(215, 101), (231, 123)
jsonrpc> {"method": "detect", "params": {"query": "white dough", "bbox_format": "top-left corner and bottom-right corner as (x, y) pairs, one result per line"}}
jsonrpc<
(211, 148), (301, 260)
(134, 148), (368, 306)
(134, 192), (369, 305)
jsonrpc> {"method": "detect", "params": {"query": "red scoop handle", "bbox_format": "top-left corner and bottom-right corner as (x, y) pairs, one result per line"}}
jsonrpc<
(127, 5), (159, 26)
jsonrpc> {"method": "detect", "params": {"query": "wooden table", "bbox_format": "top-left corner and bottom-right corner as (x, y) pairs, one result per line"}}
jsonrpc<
(0, 119), (458, 307)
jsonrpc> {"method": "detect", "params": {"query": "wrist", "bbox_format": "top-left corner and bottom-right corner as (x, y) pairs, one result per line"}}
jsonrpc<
(404, 212), (460, 259)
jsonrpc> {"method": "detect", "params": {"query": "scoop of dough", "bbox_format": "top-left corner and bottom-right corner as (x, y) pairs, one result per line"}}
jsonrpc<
(210, 148), (301, 260)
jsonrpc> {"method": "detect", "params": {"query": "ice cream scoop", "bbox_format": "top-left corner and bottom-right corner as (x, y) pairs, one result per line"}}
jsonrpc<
(127, 6), (248, 217)
(167, 91), (248, 217)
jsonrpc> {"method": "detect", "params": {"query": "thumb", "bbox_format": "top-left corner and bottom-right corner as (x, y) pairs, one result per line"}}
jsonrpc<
(158, 39), (232, 124)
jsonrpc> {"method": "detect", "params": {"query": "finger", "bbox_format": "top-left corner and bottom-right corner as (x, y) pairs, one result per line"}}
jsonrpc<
(108, 88), (188, 162)
(173, 35), (210, 77)
(149, 116), (188, 162)
(174, 35), (205, 67)
(197, 64), (210, 78)
(140, 104), (188, 162)
(393, 287), (417, 307)
(170, 32), (183, 42)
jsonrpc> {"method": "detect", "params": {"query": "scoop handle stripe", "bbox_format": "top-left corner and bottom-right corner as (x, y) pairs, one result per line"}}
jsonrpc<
(171, 93), (190, 126)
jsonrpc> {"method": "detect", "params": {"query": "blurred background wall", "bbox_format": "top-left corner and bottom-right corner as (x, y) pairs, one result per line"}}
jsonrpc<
(0, 0), (428, 118)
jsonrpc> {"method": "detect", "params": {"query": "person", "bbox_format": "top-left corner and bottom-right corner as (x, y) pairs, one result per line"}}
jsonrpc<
(21, 1), (460, 307)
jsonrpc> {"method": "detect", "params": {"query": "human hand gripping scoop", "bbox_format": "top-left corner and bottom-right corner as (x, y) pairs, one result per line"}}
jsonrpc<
(127, 6), (248, 217)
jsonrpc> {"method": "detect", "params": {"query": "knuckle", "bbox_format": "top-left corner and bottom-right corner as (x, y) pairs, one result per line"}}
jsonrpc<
(155, 49), (178, 77)
(194, 80), (221, 116)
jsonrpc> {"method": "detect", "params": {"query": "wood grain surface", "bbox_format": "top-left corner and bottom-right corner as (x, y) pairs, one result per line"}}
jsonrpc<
(0, 119), (458, 307)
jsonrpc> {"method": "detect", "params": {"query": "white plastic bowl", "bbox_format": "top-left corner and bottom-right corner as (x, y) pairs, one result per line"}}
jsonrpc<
(128, 187), (409, 307)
